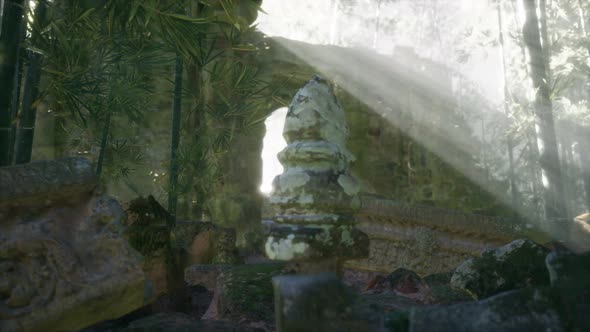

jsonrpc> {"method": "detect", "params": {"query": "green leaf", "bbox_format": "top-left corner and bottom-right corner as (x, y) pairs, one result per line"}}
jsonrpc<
(129, 2), (141, 23)
(231, 44), (257, 51)
(74, 8), (96, 24)
(159, 12), (210, 24)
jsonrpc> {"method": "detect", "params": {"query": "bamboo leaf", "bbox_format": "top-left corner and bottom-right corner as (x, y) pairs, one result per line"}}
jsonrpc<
(74, 8), (95, 24)
(231, 44), (257, 51)
(129, 2), (141, 23)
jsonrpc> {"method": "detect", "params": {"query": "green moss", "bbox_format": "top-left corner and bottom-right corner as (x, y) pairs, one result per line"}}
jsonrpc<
(423, 272), (453, 285)
(124, 196), (171, 256)
(431, 285), (473, 304)
(423, 272), (474, 303)
(220, 263), (286, 322)
(456, 240), (550, 299)
(126, 224), (169, 256)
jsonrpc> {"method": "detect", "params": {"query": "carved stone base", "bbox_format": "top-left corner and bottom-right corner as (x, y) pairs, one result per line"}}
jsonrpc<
(265, 222), (369, 261)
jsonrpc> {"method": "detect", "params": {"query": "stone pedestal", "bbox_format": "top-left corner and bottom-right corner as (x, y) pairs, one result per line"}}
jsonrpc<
(272, 273), (356, 332)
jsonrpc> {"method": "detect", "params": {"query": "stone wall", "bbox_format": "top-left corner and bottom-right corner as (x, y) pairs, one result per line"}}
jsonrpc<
(252, 37), (524, 274)
(208, 122), (267, 248)
(342, 194), (533, 275)
(256, 36), (511, 216)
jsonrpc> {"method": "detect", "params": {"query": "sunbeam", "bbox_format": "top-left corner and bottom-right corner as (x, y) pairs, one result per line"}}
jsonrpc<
(255, 0), (590, 248)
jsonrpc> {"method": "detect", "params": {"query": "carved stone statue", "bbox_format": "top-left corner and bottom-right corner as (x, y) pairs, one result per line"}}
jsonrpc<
(264, 76), (368, 262)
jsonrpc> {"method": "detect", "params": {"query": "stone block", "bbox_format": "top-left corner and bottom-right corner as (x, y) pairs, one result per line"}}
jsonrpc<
(201, 263), (285, 324)
(272, 273), (356, 332)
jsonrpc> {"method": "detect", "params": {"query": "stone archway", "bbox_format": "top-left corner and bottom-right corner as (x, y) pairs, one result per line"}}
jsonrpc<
(259, 107), (288, 195)
(207, 34), (513, 252)
(205, 105), (290, 251)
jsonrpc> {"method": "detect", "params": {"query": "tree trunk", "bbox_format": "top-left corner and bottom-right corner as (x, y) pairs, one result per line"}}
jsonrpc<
(575, 127), (590, 212)
(497, 1), (519, 209)
(522, 0), (568, 235)
(480, 118), (489, 182)
(577, 0), (590, 210)
(510, 0), (530, 77)
(185, 53), (203, 219)
(8, 9), (27, 165)
(0, 0), (25, 166)
(168, 54), (183, 225)
(14, 51), (41, 164)
(181, 2), (210, 221)
(15, 0), (47, 164)
(578, 0), (590, 62)
(528, 134), (542, 218)
(539, 0), (552, 82)
(512, 0), (542, 216)
(95, 111), (111, 177)
(559, 139), (572, 217)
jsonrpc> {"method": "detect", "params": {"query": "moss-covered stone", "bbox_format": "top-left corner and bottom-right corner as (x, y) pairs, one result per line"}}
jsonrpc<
(0, 166), (153, 332)
(429, 285), (473, 304)
(418, 272), (477, 304)
(423, 272), (453, 285)
(117, 312), (258, 332)
(262, 77), (368, 263)
(124, 196), (240, 263)
(215, 263), (287, 323)
(265, 222), (369, 261)
(126, 224), (170, 257)
(272, 273), (379, 332)
(124, 196), (170, 257)
(450, 239), (550, 299)
(409, 288), (563, 332)
(545, 250), (590, 332)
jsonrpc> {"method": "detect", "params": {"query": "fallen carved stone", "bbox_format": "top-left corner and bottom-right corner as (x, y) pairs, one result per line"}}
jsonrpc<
(450, 239), (550, 299)
(0, 157), (153, 332)
(123, 196), (240, 296)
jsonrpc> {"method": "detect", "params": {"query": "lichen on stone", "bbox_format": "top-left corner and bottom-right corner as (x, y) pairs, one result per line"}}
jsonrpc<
(264, 76), (368, 262)
(265, 235), (310, 261)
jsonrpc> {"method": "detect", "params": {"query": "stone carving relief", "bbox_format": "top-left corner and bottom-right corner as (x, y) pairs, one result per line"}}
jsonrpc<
(0, 158), (151, 332)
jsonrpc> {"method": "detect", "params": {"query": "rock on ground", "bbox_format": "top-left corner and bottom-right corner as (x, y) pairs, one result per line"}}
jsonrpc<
(450, 239), (549, 299)
(409, 288), (563, 332)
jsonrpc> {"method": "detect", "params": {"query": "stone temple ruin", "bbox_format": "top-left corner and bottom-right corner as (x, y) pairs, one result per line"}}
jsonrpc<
(262, 76), (589, 332)
(0, 76), (588, 332)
